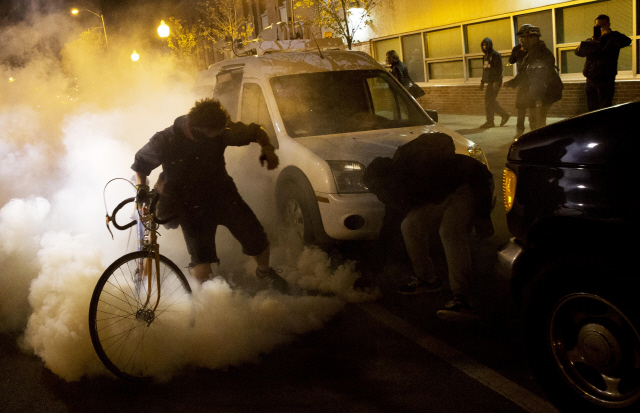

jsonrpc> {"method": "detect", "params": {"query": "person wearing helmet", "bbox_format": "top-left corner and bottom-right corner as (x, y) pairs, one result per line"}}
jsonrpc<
(479, 38), (510, 129)
(504, 24), (562, 133)
(575, 15), (631, 111)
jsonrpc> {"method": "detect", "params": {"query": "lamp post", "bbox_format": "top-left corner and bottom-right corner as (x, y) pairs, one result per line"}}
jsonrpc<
(71, 8), (109, 52)
(158, 20), (170, 38)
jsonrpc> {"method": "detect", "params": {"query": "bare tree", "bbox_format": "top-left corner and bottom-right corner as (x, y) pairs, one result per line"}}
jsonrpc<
(294, 0), (390, 50)
(197, 0), (255, 57)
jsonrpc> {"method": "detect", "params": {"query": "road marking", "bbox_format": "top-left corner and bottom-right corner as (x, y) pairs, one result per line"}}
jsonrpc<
(358, 302), (560, 413)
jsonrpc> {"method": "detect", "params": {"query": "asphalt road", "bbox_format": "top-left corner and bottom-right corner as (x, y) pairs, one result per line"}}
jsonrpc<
(0, 114), (565, 413)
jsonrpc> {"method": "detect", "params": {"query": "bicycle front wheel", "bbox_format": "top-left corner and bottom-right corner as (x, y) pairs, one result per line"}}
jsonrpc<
(89, 251), (194, 381)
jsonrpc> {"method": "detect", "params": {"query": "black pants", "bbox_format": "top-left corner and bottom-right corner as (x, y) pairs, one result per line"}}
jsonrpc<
(586, 79), (615, 112)
(485, 81), (508, 122)
(516, 107), (527, 131)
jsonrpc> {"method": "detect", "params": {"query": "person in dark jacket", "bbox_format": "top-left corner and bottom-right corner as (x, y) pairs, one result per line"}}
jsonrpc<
(386, 50), (411, 88)
(504, 24), (561, 131)
(479, 38), (510, 129)
(508, 43), (528, 138)
(131, 98), (289, 293)
(575, 14), (631, 111)
(363, 132), (494, 320)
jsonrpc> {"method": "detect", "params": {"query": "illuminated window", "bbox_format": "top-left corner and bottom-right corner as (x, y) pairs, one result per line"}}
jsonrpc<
(556, 0), (633, 73)
(401, 33), (425, 82)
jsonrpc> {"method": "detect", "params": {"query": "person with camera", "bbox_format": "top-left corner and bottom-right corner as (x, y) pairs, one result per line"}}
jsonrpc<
(575, 14), (631, 111)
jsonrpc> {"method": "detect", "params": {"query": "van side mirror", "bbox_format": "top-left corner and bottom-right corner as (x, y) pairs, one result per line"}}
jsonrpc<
(426, 109), (438, 123)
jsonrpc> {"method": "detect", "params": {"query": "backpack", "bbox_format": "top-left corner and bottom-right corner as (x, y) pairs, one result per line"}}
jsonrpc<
(528, 60), (563, 105)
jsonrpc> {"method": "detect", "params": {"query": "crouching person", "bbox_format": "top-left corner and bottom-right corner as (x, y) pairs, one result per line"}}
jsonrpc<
(363, 133), (494, 320)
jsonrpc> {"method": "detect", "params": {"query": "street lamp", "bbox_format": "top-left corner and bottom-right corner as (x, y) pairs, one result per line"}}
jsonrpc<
(71, 8), (109, 52)
(158, 20), (170, 38)
(131, 50), (140, 61)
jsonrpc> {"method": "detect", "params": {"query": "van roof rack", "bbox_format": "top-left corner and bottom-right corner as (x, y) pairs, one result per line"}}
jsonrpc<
(237, 38), (345, 56)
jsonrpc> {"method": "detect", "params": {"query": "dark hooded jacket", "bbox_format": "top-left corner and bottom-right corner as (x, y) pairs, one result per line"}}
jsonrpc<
(575, 30), (631, 81)
(363, 133), (493, 223)
(481, 38), (503, 84)
(132, 115), (265, 210)
(508, 39), (560, 108)
(390, 61), (412, 88)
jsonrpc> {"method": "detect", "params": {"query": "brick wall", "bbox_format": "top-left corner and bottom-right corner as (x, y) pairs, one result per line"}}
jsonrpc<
(414, 81), (640, 118)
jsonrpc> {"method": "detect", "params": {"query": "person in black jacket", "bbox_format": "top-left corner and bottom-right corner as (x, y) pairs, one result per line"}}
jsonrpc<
(479, 38), (510, 129)
(508, 43), (528, 138)
(363, 133), (494, 320)
(131, 98), (289, 293)
(386, 50), (411, 88)
(504, 24), (561, 132)
(575, 14), (631, 111)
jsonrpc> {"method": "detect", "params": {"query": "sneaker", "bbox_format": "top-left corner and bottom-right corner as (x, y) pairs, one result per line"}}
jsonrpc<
(479, 121), (495, 129)
(256, 267), (289, 294)
(500, 113), (511, 126)
(397, 276), (442, 295)
(437, 296), (480, 321)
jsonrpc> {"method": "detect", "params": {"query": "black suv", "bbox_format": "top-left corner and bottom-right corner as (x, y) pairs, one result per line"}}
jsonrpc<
(498, 101), (640, 412)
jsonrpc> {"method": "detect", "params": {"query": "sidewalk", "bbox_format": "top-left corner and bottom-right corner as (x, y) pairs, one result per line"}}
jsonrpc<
(437, 113), (567, 177)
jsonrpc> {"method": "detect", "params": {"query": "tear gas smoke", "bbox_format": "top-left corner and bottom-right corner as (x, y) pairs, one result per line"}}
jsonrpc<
(1, 7), (377, 381)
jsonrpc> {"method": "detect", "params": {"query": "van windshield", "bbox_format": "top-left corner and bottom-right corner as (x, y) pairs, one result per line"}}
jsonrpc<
(270, 70), (433, 138)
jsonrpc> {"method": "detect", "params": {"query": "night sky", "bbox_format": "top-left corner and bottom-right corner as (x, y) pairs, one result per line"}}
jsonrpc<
(0, 0), (198, 34)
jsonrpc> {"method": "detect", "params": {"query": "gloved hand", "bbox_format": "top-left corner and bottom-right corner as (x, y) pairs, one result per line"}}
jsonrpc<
(259, 144), (279, 170)
(479, 82), (484, 91)
(135, 184), (149, 209)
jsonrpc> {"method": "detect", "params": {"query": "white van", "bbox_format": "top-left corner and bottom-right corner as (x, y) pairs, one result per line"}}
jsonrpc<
(194, 46), (489, 244)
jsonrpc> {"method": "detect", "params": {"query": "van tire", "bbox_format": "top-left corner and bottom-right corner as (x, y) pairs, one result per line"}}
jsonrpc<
(276, 168), (330, 246)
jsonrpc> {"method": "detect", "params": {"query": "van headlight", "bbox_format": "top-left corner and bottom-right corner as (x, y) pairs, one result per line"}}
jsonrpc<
(326, 161), (368, 193)
(468, 144), (489, 167)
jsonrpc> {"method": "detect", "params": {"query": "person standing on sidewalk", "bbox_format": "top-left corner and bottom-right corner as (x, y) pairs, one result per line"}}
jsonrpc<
(363, 133), (494, 320)
(504, 25), (562, 131)
(575, 14), (631, 111)
(479, 38), (510, 129)
(386, 50), (411, 88)
(508, 43), (528, 138)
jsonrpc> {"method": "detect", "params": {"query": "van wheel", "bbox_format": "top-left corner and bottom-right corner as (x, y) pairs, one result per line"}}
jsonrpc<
(278, 182), (316, 245)
(522, 256), (640, 412)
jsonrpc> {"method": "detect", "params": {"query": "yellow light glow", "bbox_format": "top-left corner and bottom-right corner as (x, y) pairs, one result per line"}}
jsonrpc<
(71, 8), (79, 15)
(131, 50), (140, 61)
(8, 77), (14, 82)
(502, 168), (517, 213)
(158, 20), (170, 38)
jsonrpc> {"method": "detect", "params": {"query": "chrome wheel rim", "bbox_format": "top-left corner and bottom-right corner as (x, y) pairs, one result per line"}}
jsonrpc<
(549, 293), (640, 408)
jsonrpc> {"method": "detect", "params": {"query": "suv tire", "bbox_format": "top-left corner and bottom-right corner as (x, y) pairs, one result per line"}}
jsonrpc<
(522, 256), (640, 412)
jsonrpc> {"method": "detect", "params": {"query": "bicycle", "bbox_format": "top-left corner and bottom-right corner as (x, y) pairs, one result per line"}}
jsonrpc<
(89, 180), (194, 381)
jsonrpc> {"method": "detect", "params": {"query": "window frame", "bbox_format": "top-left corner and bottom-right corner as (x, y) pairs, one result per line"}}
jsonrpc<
(371, 0), (639, 86)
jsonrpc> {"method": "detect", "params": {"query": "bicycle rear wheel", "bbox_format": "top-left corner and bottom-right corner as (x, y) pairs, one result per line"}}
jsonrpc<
(89, 251), (194, 380)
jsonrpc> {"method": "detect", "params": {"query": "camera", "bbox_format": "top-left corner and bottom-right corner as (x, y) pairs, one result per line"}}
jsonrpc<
(593, 25), (602, 39)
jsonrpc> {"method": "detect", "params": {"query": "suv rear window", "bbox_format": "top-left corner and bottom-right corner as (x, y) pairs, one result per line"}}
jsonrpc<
(270, 70), (433, 138)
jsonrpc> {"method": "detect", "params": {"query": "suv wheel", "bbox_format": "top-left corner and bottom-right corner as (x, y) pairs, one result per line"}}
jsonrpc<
(522, 256), (640, 412)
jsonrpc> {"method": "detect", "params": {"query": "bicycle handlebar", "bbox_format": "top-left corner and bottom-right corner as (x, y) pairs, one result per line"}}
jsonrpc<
(107, 191), (179, 233)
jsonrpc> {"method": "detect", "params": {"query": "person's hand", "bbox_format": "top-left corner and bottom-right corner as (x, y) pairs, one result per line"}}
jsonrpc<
(503, 79), (514, 89)
(479, 83), (484, 91)
(259, 144), (279, 170)
(135, 184), (149, 210)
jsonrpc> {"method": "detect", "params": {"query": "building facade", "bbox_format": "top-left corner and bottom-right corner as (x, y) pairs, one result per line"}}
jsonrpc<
(361, 0), (640, 116)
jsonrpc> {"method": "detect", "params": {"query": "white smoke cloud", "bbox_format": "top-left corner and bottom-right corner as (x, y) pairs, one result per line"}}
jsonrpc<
(1, 6), (376, 382)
